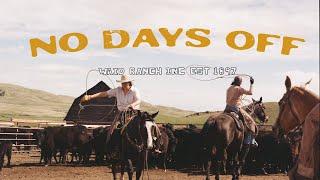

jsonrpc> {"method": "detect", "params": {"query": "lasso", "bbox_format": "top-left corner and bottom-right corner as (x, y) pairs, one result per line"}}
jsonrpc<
(77, 69), (118, 123)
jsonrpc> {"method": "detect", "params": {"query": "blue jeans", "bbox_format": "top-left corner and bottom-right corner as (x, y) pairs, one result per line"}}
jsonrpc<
(244, 132), (254, 145)
(225, 105), (257, 146)
(224, 104), (240, 114)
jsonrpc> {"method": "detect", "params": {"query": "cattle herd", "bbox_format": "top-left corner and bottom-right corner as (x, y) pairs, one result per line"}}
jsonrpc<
(0, 123), (294, 177)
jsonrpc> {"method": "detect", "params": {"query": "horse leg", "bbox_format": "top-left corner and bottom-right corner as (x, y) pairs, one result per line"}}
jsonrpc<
(120, 160), (125, 180)
(163, 153), (167, 172)
(126, 159), (133, 180)
(204, 145), (213, 180)
(136, 153), (145, 180)
(205, 159), (212, 180)
(111, 163), (117, 180)
(215, 148), (226, 180)
(221, 159), (227, 175)
(237, 144), (250, 177)
(228, 149), (238, 180)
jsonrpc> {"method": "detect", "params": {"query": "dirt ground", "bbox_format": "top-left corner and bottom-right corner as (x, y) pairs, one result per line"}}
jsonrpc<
(0, 153), (289, 180)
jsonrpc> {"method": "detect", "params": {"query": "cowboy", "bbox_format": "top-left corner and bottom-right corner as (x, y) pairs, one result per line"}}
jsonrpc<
(81, 74), (141, 114)
(80, 74), (162, 152)
(224, 76), (258, 149)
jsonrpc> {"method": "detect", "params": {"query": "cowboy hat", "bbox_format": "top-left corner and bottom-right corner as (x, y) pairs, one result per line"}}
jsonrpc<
(116, 74), (134, 83)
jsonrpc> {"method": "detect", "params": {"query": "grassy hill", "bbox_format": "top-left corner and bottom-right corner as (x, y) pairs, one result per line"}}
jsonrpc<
(0, 83), (279, 125)
(0, 83), (194, 122)
(0, 83), (74, 121)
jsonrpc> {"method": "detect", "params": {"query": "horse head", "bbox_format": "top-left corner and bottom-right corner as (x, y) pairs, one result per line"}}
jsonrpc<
(273, 76), (319, 138)
(246, 97), (268, 123)
(127, 110), (159, 151)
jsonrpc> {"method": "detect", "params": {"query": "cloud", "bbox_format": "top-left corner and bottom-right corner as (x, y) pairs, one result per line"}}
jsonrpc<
(0, 0), (318, 111)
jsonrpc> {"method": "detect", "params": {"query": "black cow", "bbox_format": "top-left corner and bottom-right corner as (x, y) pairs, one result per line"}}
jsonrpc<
(244, 133), (292, 174)
(42, 125), (92, 165)
(35, 129), (59, 164)
(92, 126), (111, 164)
(0, 141), (12, 171)
(173, 126), (205, 169)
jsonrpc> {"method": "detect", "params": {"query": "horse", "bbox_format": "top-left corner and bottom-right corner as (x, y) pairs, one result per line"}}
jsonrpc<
(273, 76), (319, 179)
(202, 97), (268, 180)
(108, 110), (160, 180)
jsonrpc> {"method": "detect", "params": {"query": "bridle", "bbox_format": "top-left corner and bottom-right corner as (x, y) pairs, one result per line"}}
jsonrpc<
(119, 110), (145, 152)
(278, 90), (304, 129)
(276, 90), (307, 156)
(243, 101), (266, 124)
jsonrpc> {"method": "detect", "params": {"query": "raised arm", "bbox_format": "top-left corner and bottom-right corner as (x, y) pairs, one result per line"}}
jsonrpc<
(241, 77), (254, 95)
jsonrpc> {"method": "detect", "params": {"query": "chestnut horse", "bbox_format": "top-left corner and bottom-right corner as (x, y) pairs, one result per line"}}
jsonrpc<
(273, 76), (319, 180)
(202, 97), (268, 180)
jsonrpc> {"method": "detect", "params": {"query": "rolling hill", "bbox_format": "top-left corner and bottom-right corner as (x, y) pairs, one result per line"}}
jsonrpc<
(0, 83), (279, 125)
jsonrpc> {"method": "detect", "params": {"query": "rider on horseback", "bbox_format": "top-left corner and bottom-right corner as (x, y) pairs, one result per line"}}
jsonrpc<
(224, 76), (258, 148)
(81, 74), (162, 153)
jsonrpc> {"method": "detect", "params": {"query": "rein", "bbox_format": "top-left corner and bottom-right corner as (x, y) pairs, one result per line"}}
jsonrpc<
(287, 94), (303, 126)
(279, 91), (305, 130)
(121, 112), (150, 180)
(277, 90), (306, 147)
(121, 112), (145, 152)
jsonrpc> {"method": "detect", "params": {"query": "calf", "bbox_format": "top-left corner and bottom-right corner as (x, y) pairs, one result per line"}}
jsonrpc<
(92, 127), (110, 164)
(42, 125), (92, 165)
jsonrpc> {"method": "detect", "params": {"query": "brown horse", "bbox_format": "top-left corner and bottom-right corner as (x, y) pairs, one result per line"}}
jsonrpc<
(273, 76), (319, 179)
(202, 97), (268, 180)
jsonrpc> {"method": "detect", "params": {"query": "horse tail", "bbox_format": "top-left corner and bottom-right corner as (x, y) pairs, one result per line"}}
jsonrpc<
(201, 118), (218, 156)
(201, 118), (217, 136)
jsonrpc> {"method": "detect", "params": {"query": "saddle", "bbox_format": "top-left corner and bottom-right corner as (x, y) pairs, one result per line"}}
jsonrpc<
(224, 111), (244, 131)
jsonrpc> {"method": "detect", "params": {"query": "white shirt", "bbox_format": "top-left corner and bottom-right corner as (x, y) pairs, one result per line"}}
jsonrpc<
(106, 86), (141, 111)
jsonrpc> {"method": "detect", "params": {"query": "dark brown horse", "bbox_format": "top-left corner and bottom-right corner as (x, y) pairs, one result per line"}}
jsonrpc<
(273, 76), (319, 179)
(108, 110), (159, 180)
(202, 97), (268, 180)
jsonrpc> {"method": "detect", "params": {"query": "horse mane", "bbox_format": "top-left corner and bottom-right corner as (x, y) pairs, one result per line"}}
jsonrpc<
(292, 86), (319, 101)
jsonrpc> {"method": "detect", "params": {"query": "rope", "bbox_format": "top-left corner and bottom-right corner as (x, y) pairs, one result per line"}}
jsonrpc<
(77, 69), (117, 122)
(185, 64), (252, 82)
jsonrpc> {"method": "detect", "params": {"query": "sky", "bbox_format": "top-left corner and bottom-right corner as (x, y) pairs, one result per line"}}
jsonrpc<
(0, 0), (319, 111)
